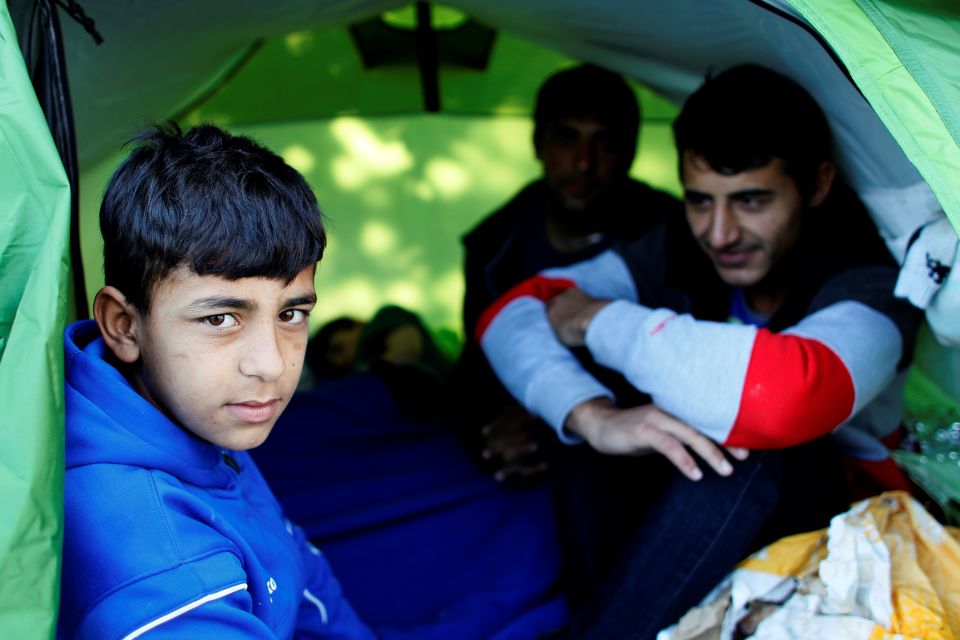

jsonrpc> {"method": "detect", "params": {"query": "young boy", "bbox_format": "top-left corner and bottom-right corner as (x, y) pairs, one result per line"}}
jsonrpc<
(60, 125), (375, 638)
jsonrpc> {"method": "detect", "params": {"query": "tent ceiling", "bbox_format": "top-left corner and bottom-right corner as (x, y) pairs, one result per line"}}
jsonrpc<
(11, 0), (401, 164)
(7, 1), (909, 182)
(10, 0), (960, 255)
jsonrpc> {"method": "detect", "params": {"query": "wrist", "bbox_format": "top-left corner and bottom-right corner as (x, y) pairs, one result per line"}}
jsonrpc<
(564, 397), (614, 442)
(578, 300), (610, 338)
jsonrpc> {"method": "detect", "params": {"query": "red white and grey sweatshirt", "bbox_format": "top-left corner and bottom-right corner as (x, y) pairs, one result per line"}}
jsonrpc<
(477, 217), (920, 462)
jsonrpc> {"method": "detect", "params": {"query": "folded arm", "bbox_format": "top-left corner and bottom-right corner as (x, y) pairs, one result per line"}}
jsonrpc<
(584, 298), (902, 448)
(479, 251), (904, 450)
(477, 250), (638, 443)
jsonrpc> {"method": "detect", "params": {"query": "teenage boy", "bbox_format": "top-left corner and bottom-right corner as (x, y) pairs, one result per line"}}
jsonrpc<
(477, 65), (921, 637)
(60, 125), (375, 639)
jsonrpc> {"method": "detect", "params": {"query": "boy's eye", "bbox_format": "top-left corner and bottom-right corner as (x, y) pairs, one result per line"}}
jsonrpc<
(203, 314), (238, 328)
(279, 309), (309, 324)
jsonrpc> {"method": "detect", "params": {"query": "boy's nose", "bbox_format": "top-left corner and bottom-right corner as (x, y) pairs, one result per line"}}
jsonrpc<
(239, 326), (286, 382)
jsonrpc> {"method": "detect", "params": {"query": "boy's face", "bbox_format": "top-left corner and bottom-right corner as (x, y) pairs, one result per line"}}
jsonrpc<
(130, 265), (317, 451)
(681, 152), (806, 289)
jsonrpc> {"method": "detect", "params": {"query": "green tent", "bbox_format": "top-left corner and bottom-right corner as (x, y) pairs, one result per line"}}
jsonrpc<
(3, 0), (959, 637)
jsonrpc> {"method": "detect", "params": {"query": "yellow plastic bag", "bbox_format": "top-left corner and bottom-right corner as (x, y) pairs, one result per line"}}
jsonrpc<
(660, 492), (960, 640)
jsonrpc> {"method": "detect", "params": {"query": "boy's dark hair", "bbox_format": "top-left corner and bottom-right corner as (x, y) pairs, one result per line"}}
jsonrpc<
(673, 64), (832, 200)
(100, 123), (326, 313)
(533, 64), (641, 167)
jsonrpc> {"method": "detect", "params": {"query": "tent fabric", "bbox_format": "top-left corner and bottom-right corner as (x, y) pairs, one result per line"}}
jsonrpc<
(17, 0), (398, 167)
(791, 0), (960, 233)
(784, 0), (960, 345)
(0, 3), (70, 638)
(451, 0), (960, 340)
(4, 1), (960, 639)
(34, 0), (960, 341)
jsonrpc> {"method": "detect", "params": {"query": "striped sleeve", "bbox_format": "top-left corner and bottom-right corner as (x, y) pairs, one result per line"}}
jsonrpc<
(478, 250), (637, 442)
(76, 554), (276, 640)
(585, 299), (904, 448)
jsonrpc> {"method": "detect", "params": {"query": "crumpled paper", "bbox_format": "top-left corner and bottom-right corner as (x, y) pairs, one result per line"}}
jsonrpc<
(659, 492), (960, 640)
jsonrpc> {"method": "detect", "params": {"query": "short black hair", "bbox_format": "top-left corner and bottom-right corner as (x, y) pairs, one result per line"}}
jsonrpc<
(533, 64), (641, 166)
(673, 64), (832, 199)
(100, 123), (326, 313)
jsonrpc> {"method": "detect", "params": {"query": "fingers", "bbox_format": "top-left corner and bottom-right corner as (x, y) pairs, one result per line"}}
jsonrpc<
(479, 408), (549, 482)
(587, 407), (705, 480)
(725, 446), (750, 460)
(494, 460), (549, 483)
(655, 424), (731, 478)
(481, 415), (541, 462)
(483, 430), (548, 482)
(647, 410), (732, 478)
(680, 430), (733, 477)
(585, 404), (743, 481)
(641, 428), (704, 481)
(482, 436), (538, 463)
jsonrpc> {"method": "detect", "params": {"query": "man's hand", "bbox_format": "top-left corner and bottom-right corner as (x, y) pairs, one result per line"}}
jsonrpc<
(565, 398), (749, 481)
(547, 288), (611, 347)
(481, 404), (550, 483)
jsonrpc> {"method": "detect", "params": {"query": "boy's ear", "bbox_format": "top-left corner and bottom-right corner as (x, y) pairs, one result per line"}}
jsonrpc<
(808, 161), (837, 208)
(93, 286), (142, 364)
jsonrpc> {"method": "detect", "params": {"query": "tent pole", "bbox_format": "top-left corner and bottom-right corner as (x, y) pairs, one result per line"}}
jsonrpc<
(22, 0), (93, 319)
(415, 1), (441, 112)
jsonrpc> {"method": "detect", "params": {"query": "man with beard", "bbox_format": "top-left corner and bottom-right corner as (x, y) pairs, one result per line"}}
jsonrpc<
(457, 64), (681, 486)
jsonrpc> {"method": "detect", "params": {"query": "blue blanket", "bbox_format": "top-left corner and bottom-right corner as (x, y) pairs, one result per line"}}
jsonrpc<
(253, 372), (568, 639)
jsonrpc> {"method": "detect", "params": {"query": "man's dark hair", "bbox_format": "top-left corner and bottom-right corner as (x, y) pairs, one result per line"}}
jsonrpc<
(100, 123), (326, 313)
(533, 64), (641, 166)
(673, 64), (833, 199)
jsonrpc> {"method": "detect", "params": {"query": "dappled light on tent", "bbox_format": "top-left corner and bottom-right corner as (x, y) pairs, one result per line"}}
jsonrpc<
(312, 276), (380, 325)
(280, 144), (316, 173)
(425, 157), (470, 198)
(430, 269), (466, 313)
(330, 118), (415, 185)
(253, 116), (548, 333)
(283, 31), (314, 57)
(634, 126), (682, 195)
(385, 281), (425, 309)
(360, 221), (399, 256)
(78, 112), (680, 336)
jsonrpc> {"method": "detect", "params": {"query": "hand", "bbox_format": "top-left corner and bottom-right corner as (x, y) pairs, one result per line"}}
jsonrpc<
(565, 398), (749, 481)
(481, 404), (549, 483)
(546, 288), (611, 347)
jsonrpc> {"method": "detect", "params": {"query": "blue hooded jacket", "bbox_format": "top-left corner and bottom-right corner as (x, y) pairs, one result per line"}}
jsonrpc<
(60, 319), (375, 639)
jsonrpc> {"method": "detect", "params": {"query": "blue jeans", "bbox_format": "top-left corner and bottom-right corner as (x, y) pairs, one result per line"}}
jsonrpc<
(551, 437), (848, 639)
